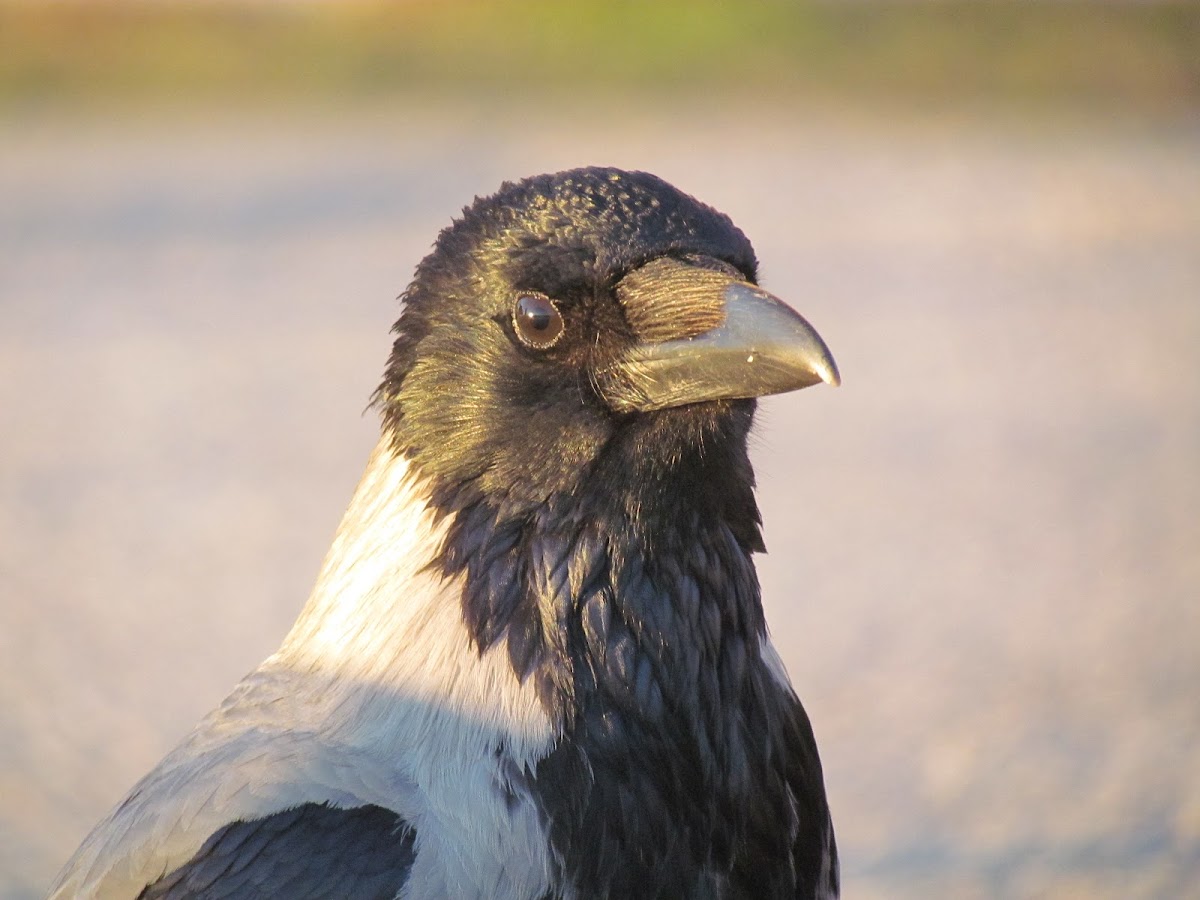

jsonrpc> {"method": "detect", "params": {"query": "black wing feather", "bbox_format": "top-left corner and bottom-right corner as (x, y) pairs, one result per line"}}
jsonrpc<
(137, 803), (415, 900)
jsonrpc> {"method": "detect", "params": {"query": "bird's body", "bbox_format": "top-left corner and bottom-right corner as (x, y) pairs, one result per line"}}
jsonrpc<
(51, 168), (840, 899)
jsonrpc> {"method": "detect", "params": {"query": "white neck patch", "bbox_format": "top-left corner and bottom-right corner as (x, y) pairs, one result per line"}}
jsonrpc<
(278, 439), (555, 754)
(272, 438), (560, 897)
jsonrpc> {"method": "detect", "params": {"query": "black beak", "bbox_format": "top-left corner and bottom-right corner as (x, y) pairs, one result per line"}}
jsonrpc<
(596, 256), (840, 413)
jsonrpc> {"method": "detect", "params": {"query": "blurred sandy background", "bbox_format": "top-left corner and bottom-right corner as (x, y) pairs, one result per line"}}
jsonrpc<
(1, 3), (1198, 898)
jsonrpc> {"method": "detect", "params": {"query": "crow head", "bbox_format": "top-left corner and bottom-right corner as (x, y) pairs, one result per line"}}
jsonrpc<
(376, 168), (837, 543)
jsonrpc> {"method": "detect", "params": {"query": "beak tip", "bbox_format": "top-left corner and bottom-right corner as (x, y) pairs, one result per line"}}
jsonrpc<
(820, 361), (842, 388)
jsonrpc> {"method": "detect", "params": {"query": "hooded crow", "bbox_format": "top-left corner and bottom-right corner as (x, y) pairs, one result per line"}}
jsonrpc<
(50, 167), (840, 899)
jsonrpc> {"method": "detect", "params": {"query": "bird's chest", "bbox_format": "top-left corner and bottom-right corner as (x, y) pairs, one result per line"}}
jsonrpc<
(527, 655), (788, 898)
(532, 708), (763, 898)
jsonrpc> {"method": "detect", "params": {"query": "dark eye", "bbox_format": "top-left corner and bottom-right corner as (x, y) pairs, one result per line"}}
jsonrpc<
(512, 294), (565, 349)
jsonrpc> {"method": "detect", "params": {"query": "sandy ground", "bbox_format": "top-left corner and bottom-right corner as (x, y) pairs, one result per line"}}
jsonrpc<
(1, 104), (1197, 898)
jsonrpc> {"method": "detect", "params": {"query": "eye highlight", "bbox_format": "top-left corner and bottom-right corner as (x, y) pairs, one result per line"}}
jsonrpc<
(512, 294), (565, 349)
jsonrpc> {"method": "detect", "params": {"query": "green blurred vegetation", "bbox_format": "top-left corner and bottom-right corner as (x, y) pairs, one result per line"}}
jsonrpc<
(1, 0), (1197, 114)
